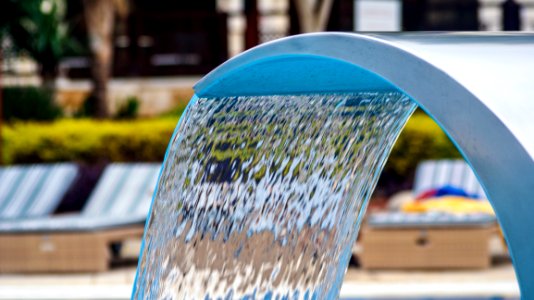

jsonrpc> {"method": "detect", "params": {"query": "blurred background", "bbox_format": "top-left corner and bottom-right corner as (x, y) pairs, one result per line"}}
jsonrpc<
(0, 0), (531, 299)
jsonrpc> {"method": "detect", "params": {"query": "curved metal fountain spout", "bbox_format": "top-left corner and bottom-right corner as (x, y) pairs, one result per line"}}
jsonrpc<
(194, 33), (534, 298)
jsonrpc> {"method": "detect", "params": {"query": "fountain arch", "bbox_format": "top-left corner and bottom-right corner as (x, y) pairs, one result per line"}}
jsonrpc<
(193, 33), (534, 298)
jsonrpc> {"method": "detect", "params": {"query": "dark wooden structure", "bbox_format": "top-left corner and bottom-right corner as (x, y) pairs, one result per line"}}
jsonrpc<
(64, 1), (228, 78)
(403, 0), (479, 31)
(289, 0), (480, 34)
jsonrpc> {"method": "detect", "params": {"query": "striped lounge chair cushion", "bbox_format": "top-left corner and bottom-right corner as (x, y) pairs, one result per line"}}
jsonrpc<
(0, 214), (148, 233)
(0, 164), (79, 219)
(413, 159), (487, 199)
(368, 212), (496, 228)
(82, 163), (161, 218)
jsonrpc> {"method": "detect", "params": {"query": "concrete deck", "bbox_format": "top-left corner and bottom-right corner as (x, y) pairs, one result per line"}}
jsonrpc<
(0, 264), (519, 299)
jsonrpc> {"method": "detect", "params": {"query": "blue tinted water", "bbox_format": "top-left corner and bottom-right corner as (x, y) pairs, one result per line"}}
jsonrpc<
(133, 93), (416, 299)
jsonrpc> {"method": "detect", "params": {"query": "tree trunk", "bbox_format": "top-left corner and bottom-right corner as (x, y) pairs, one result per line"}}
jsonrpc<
(83, 0), (115, 119)
(39, 59), (58, 95)
(292, 0), (334, 33)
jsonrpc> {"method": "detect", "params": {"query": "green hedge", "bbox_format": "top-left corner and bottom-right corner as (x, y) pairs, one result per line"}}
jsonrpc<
(2, 118), (177, 164)
(385, 112), (461, 180)
(1, 113), (460, 180)
(2, 87), (63, 121)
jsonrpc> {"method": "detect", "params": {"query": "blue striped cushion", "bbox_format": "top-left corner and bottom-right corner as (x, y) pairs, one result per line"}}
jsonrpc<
(82, 163), (161, 218)
(0, 214), (147, 233)
(413, 159), (487, 199)
(0, 164), (79, 219)
(368, 212), (496, 228)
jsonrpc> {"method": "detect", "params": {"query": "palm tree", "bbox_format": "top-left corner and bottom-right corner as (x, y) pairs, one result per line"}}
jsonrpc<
(0, 0), (79, 163)
(1, 0), (79, 91)
(83, 0), (128, 119)
(293, 0), (334, 32)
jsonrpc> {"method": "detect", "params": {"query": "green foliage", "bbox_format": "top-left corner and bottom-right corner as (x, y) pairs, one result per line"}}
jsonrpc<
(2, 118), (178, 164)
(385, 112), (461, 179)
(73, 94), (96, 118)
(115, 96), (140, 120)
(159, 102), (189, 118)
(1, 113), (460, 183)
(0, 0), (81, 78)
(2, 86), (63, 121)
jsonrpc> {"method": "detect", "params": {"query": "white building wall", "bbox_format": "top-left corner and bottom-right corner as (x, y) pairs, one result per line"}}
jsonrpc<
(520, 0), (534, 30)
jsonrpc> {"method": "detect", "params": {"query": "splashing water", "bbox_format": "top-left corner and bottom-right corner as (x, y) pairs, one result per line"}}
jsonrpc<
(133, 92), (416, 299)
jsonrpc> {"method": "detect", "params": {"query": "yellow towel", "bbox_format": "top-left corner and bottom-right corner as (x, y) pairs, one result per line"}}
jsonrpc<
(402, 196), (495, 215)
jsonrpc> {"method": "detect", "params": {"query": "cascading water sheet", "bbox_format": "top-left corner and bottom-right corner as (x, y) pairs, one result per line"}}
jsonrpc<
(133, 92), (416, 299)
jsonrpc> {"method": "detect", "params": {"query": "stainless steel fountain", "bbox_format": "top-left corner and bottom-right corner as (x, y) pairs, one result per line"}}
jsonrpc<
(135, 33), (534, 299)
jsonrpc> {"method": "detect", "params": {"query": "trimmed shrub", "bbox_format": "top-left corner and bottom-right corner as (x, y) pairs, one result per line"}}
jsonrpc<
(2, 86), (63, 121)
(115, 96), (140, 120)
(1, 113), (460, 186)
(380, 112), (461, 191)
(2, 118), (177, 164)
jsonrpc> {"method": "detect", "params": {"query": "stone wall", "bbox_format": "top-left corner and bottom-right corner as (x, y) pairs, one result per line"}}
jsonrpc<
(55, 77), (199, 117)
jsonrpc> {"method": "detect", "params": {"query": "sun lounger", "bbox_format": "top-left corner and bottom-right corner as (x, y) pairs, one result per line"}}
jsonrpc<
(413, 159), (487, 198)
(360, 159), (497, 270)
(0, 163), (79, 219)
(367, 211), (496, 228)
(0, 163), (161, 273)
